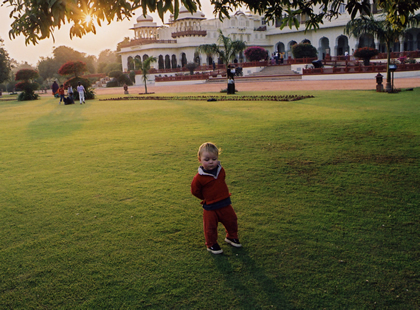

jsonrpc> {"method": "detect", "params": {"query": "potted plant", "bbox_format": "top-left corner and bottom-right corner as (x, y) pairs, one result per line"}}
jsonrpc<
(353, 47), (379, 66)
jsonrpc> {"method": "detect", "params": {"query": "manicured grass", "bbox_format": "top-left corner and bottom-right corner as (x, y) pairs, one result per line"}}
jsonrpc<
(1, 88), (419, 309)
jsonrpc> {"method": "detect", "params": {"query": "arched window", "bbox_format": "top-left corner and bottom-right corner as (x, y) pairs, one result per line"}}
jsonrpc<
(194, 52), (201, 65)
(165, 55), (171, 69)
(319, 37), (330, 59)
(134, 55), (141, 69)
(158, 55), (164, 70)
(404, 32), (414, 51)
(276, 42), (285, 53)
(336, 35), (349, 56)
(127, 56), (134, 70)
(417, 33), (420, 50)
(171, 55), (177, 68)
(181, 53), (187, 67)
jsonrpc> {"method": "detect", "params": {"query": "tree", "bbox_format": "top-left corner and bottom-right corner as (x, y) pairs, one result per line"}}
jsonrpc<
(244, 46), (268, 61)
(102, 63), (124, 75)
(134, 56), (157, 94)
(53, 46), (85, 64)
(195, 43), (218, 66)
(196, 30), (246, 68)
(291, 43), (318, 58)
(37, 57), (61, 81)
(4, 0), (419, 45)
(15, 69), (39, 100)
(0, 40), (11, 85)
(345, 13), (420, 92)
(97, 49), (120, 73)
(97, 49), (119, 64)
(53, 46), (95, 73)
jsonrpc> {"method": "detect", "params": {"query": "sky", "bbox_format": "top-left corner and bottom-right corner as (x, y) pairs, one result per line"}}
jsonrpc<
(0, 1), (217, 66)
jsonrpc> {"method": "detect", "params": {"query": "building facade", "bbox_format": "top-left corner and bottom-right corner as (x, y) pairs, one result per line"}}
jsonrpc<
(119, 4), (420, 72)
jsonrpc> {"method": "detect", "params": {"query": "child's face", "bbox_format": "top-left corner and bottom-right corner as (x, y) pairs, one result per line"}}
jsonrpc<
(199, 151), (219, 171)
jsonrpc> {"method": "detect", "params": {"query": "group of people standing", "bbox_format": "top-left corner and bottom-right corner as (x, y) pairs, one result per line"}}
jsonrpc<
(271, 52), (285, 65)
(51, 81), (86, 105)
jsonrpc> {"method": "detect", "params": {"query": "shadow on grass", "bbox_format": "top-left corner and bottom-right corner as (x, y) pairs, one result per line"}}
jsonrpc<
(211, 247), (293, 309)
(27, 103), (86, 139)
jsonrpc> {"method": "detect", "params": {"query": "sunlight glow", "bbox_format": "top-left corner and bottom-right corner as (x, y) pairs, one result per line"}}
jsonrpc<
(84, 14), (93, 24)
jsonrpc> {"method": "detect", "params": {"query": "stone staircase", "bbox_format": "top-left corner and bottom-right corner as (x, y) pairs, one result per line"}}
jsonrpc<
(206, 64), (302, 83)
(92, 76), (111, 88)
(246, 65), (302, 80)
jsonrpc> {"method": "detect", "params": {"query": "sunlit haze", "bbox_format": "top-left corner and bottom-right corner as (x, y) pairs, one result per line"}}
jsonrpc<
(0, 0), (218, 66)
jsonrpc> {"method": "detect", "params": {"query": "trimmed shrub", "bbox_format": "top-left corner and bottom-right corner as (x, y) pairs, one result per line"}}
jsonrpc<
(106, 80), (119, 87)
(291, 43), (317, 59)
(244, 46), (268, 61)
(118, 74), (132, 86)
(15, 69), (39, 101)
(186, 62), (198, 75)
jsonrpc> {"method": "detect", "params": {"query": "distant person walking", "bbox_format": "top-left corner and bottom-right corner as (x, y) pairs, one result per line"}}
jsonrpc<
(76, 82), (85, 104)
(51, 81), (59, 96)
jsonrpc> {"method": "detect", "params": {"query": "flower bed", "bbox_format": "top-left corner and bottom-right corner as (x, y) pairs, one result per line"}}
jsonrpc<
(99, 95), (314, 102)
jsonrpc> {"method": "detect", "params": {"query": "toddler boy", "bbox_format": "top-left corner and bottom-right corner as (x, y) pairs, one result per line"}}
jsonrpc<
(58, 85), (65, 104)
(191, 142), (241, 254)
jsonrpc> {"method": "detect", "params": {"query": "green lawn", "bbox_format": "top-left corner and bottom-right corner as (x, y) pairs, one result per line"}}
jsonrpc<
(1, 88), (419, 309)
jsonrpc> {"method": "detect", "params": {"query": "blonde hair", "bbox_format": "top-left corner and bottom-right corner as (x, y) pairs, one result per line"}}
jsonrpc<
(197, 142), (220, 159)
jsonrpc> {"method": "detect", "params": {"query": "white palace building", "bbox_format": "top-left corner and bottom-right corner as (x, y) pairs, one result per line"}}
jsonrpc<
(119, 3), (420, 73)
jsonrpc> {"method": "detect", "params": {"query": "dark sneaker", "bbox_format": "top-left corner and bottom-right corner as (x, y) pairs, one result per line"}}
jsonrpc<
(225, 238), (242, 248)
(207, 243), (223, 254)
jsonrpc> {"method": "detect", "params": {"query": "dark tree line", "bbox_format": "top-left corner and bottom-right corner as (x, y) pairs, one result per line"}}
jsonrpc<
(3, 0), (419, 45)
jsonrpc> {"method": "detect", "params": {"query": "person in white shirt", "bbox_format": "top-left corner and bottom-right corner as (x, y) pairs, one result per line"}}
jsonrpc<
(76, 82), (85, 104)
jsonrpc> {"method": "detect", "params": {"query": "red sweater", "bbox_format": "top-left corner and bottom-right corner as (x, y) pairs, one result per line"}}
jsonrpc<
(191, 165), (231, 210)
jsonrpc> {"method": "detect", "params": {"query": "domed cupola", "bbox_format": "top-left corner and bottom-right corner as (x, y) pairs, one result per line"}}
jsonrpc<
(131, 14), (160, 39)
(169, 6), (207, 38)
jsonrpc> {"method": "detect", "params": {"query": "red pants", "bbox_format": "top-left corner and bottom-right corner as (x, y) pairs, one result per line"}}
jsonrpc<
(203, 205), (238, 247)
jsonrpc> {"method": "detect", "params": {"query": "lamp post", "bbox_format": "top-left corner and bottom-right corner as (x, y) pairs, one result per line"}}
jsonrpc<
(388, 64), (397, 93)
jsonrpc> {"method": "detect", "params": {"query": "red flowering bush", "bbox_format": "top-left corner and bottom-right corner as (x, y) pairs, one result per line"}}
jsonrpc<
(58, 61), (87, 77)
(14, 81), (29, 91)
(244, 46), (268, 61)
(354, 47), (379, 65)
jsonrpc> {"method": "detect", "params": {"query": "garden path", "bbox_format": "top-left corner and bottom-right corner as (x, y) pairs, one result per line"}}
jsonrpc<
(94, 77), (420, 95)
